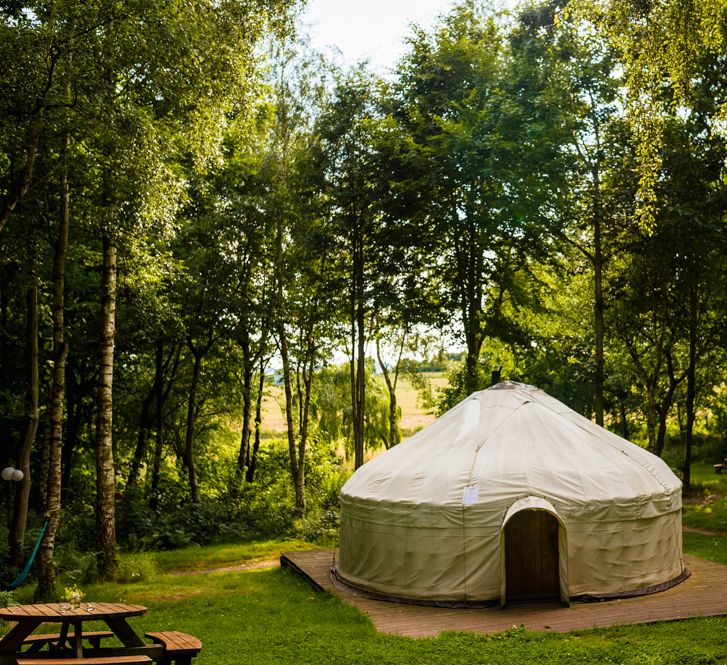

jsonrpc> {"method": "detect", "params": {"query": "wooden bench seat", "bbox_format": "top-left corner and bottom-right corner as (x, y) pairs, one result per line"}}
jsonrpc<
(715, 463), (725, 474)
(17, 656), (152, 665)
(22, 630), (115, 649)
(145, 631), (202, 664)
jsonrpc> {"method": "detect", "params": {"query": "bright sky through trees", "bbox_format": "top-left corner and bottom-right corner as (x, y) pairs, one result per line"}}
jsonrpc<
(301, 0), (459, 73)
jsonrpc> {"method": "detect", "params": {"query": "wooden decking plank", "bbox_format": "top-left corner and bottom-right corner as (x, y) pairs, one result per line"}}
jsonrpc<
(281, 550), (727, 638)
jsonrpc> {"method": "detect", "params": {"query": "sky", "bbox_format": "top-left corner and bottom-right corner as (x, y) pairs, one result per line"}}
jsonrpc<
(300, 0), (461, 75)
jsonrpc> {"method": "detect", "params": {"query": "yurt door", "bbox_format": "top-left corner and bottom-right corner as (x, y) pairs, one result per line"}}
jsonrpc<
(504, 509), (560, 601)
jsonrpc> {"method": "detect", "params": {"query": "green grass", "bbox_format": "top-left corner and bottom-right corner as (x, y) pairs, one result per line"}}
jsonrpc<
(150, 539), (316, 574)
(683, 531), (727, 565)
(683, 497), (727, 532)
(683, 461), (727, 533)
(22, 563), (723, 665)
(687, 461), (727, 495)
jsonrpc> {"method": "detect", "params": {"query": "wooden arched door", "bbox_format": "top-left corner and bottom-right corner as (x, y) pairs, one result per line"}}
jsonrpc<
(504, 509), (560, 602)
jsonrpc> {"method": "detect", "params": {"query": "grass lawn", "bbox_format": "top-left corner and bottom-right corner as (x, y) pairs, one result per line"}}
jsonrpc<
(83, 567), (727, 665)
(150, 539), (316, 573)
(683, 461), (727, 533)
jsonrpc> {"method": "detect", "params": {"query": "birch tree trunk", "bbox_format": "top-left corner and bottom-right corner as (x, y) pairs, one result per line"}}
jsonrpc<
(95, 235), (119, 577)
(37, 127), (71, 599)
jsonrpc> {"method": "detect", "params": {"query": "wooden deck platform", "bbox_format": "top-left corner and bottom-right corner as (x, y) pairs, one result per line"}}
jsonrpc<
(281, 550), (727, 638)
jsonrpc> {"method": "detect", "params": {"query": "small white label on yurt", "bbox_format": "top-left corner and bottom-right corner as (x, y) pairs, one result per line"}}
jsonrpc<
(463, 486), (479, 506)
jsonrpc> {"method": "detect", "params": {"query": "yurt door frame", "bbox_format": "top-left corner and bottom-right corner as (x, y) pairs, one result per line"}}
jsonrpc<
(499, 496), (569, 606)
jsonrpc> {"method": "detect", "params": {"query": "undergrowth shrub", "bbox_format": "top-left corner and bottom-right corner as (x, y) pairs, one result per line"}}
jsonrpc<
(55, 547), (99, 585)
(0, 590), (16, 608)
(115, 553), (157, 583)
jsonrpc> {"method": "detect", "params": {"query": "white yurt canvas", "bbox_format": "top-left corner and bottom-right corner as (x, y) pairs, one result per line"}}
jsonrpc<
(336, 381), (686, 605)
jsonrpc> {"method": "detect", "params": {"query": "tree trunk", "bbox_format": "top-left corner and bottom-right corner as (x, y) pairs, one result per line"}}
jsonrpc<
(184, 348), (203, 504)
(617, 391), (629, 440)
(8, 286), (39, 566)
(461, 276), (485, 396)
(655, 367), (680, 458)
(234, 334), (254, 488)
(126, 386), (155, 489)
(294, 366), (314, 519)
(246, 362), (265, 483)
(376, 336), (402, 449)
(645, 381), (658, 453)
(150, 341), (165, 511)
(682, 286), (698, 491)
(593, 205), (605, 426)
(278, 324), (301, 506)
(95, 235), (118, 577)
(351, 233), (366, 469)
(60, 362), (81, 504)
(0, 275), (7, 389)
(0, 114), (43, 235)
(355, 297), (366, 468)
(37, 126), (71, 599)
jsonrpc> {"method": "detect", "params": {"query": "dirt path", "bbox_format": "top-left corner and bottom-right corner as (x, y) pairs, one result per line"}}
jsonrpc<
(169, 558), (280, 577)
(683, 525), (727, 537)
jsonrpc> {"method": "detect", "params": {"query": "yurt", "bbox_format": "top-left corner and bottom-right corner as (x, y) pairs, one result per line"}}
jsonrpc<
(336, 381), (687, 606)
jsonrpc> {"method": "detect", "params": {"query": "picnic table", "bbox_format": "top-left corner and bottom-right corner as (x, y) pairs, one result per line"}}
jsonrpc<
(0, 602), (201, 664)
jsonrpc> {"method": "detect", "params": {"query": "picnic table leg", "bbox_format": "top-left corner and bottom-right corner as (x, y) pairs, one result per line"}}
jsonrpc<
(73, 623), (83, 658)
(0, 618), (42, 655)
(105, 617), (146, 648)
(57, 622), (70, 651)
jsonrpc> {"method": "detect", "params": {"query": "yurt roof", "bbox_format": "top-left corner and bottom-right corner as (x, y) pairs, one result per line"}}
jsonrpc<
(341, 381), (681, 522)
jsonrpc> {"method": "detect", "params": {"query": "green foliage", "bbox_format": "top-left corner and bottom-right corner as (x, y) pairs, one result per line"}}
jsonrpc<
(114, 553), (158, 584)
(114, 436), (345, 553)
(0, 591), (16, 609)
(435, 339), (521, 413)
(54, 548), (99, 586)
(314, 362), (393, 454)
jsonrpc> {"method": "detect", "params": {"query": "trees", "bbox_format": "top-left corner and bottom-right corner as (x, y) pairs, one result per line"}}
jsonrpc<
(0, 0), (725, 576)
(391, 3), (570, 399)
(1, 0), (297, 593)
(533, 14), (624, 425)
(569, 0), (727, 230)
(573, 0), (727, 478)
(304, 68), (387, 470)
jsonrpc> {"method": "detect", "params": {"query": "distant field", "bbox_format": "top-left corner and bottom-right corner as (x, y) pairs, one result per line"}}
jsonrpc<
(398, 372), (448, 434)
(261, 372), (448, 437)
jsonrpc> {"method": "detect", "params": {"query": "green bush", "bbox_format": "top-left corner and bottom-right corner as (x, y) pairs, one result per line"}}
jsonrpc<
(0, 590), (16, 608)
(296, 508), (340, 544)
(115, 553), (157, 583)
(694, 433), (727, 464)
(54, 547), (99, 585)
